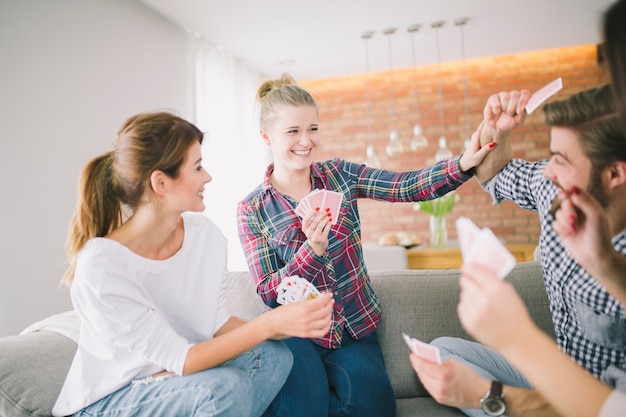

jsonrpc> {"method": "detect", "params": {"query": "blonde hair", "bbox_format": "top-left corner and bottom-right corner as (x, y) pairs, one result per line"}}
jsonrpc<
(62, 112), (203, 286)
(256, 73), (318, 130)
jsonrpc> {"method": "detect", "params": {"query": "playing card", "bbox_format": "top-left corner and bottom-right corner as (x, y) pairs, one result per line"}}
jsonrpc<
(402, 333), (442, 364)
(321, 191), (343, 225)
(456, 216), (481, 259)
(525, 77), (563, 114)
(465, 227), (516, 279)
(295, 189), (344, 225)
(276, 276), (321, 305)
(455, 217), (516, 279)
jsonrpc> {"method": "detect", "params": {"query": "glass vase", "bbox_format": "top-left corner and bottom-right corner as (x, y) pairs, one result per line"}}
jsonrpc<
(429, 215), (448, 248)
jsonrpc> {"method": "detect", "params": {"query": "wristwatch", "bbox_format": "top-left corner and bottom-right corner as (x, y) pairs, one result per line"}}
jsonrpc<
(480, 380), (507, 416)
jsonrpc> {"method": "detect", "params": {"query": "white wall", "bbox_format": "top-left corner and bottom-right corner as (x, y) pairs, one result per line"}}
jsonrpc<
(0, 0), (193, 337)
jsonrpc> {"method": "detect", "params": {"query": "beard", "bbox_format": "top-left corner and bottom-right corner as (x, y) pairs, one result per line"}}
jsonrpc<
(587, 166), (610, 208)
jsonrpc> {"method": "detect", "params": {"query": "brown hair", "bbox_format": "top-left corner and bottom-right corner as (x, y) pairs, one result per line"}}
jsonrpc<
(62, 112), (203, 285)
(542, 84), (626, 175)
(604, 0), (626, 128)
(256, 73), (318, 130)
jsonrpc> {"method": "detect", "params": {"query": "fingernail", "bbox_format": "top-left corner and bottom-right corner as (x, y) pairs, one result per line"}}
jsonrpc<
(315, 207), (320, 211)
(327, 212), (331, 217)
(325, 208), (330, 212)
(489, 142), (496, 148)
(572, 186), (580, 195)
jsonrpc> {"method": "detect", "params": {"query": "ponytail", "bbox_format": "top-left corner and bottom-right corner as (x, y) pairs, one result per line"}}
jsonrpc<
(62, 152), (123, 286)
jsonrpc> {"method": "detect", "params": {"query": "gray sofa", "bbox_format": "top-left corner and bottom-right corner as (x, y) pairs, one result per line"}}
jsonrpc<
(0, 261), (553, 417)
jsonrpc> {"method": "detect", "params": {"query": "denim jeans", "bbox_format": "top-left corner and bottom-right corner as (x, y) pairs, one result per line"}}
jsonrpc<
(430, 336), (532, 417)
(263, 330), (396, 417)
(74, 340), (292, 417)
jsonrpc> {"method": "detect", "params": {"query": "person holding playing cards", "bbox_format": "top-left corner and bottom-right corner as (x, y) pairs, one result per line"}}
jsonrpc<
(413, 3), (626, 417)
(52, 111), (334, 417)
(236, 73), (497, 417)
(411, 84), (626, 416)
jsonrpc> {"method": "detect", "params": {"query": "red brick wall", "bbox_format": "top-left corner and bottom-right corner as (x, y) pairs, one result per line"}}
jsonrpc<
(300, 44), (609, 246)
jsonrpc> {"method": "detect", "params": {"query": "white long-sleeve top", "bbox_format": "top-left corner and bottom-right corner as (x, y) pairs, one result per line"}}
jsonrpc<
(52, 212), (230, 416)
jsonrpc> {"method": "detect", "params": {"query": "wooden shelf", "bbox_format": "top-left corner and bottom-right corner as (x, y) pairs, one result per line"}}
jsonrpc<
(405, 243), (537, 270)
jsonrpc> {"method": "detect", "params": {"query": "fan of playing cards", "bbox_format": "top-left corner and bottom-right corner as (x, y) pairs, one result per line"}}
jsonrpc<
(402, 333), (442, 364)
(276, 276), (321, 305)
(295, 189), (343, 225)
(456, 217), (516, 279)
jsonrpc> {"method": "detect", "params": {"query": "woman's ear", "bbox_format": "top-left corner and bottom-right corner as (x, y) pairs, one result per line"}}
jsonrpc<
(260, 129), (271, 146)
(150, 170), (168, 197)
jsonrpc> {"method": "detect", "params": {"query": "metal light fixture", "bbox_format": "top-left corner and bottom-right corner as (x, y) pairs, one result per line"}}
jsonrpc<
(384, 27), (403, 157)
(407, 24), (428, 151)
(456, 17), (472, 150)
(432, 21), (452, 162)
(361, 30), (381, 168)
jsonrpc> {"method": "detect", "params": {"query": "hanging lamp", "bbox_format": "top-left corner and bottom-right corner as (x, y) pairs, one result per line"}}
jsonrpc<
(383, 27), (403, 157)
(456, 17), (472, 149)
(407, 24), (428, 151)
(432, 21), (452, 162)
(361, 30), (381, 168)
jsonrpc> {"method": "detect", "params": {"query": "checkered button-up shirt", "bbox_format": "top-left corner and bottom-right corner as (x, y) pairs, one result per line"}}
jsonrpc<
(237, 157), (472, 349)
(485, 158), (626, 380)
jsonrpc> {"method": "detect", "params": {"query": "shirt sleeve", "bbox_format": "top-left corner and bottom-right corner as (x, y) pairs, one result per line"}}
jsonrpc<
(480, 158), (549, 211)
(347, 156), (472, 202)
(236, 198), (330, 306)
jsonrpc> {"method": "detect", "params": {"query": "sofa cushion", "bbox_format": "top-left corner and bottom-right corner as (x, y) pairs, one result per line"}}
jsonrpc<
(371, 261), (551, 399)
(0, 330), (77, 417)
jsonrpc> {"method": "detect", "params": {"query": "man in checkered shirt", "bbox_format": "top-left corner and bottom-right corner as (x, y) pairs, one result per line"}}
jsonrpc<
(412, 84), (626, 417)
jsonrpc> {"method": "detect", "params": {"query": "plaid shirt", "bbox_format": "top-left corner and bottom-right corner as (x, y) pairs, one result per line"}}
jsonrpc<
(237, 157), (472, 349)
(485, 158), (626, 380)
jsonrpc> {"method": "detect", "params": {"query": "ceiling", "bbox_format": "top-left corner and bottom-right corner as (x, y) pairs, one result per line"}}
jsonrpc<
(140, 0), (613, 81)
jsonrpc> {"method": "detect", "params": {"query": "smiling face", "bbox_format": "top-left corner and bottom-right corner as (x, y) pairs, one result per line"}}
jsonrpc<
(543, 126), (609, 207)
(166, 141), (212, 212)
(261, 105), (319, 172)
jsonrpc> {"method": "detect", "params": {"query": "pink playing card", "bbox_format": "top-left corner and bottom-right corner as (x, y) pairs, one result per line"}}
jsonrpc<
(465, 227), (516, 279)
(456, 216), (481, 260)
(402, 333), (442, 364)
(525, 77), (563, 114)
(321, 191), (343, 225)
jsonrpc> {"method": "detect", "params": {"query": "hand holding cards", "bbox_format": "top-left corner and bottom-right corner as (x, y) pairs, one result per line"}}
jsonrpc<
(295, 189), (343, 225)
(402, 333), (442, 364)
(276, 276), (321, 305)
(456, 217), (516, 279)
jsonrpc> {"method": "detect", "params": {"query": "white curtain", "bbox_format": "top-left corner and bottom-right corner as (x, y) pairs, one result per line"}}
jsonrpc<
(192, 36), (272, 271)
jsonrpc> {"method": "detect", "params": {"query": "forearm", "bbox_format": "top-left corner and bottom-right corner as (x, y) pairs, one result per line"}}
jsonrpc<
(501, 327), (611, 417)
(475, 128), (513, 184)
(184, 315), (272, 375)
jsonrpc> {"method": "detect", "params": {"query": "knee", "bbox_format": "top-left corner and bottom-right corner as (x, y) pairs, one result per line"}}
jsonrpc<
(430, 336), (466, 354)
(258, 340), (293, 377)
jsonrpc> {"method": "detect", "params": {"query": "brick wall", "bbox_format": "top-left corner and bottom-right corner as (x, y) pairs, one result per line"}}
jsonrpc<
(300, 44), (609, 247)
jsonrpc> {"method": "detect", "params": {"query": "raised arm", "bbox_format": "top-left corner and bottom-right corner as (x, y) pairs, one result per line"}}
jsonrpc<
(474, 90), (532, 184)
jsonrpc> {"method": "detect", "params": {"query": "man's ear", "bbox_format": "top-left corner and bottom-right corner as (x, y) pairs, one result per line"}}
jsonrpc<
(608, 161), (626, 188)
(150, 170), (168, 197)
(260, 129), (271, 146)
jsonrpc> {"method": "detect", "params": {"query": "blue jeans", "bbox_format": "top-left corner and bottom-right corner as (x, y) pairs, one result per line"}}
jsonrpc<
(430, 337), (532, 417)
(263, 330), (396, 417)
(75, 340), (292, 417)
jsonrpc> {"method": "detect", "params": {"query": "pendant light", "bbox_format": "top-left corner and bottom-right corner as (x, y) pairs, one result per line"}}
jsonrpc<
(407, 24), (428, 151)
(362, 30), (381, 168)
(432, 21), (452, 162)
(456, 17), (471, 149)
(384, 27), (403, 157)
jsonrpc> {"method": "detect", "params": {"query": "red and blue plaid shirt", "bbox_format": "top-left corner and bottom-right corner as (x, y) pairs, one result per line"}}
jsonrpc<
(237, 157), (472, 349)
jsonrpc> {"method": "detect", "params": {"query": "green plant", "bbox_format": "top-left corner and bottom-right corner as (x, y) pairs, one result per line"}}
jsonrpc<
(413, 192), (457, 217)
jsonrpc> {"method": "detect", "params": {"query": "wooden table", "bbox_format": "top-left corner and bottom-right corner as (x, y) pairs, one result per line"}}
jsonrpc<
(405, 243), (537, 270)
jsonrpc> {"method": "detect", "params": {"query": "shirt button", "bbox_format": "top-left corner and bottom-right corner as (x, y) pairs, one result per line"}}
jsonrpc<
(334, 291), (339, 296)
